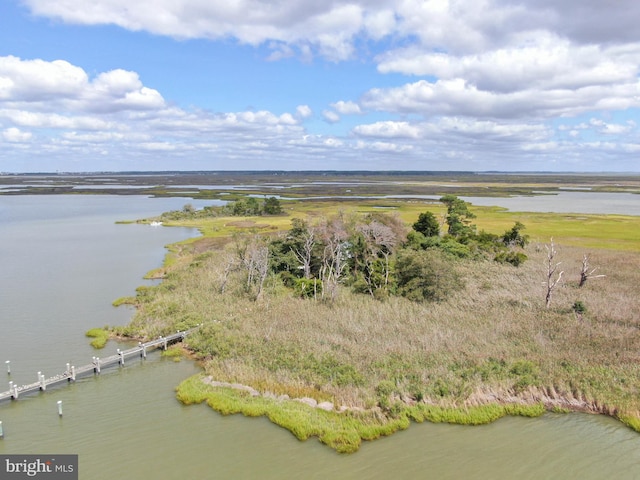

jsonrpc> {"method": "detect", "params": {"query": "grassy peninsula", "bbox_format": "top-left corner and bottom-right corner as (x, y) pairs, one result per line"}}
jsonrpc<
(112, 174), (640, 453)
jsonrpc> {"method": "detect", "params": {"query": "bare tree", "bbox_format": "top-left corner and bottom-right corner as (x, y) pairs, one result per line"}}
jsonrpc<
(545, 238), (564, 308)
(292, 226), (315, 279)
(253, 245), (270, 301)
(219, 252), (239, 294)
(234, 233), (270, 300)
(579, 253), (605, 287)
(318, 216), (349, 301)
(357, 220), (399, 295)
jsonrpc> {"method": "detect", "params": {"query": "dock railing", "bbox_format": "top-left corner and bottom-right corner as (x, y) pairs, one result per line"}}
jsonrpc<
(0, 327), (198, 403)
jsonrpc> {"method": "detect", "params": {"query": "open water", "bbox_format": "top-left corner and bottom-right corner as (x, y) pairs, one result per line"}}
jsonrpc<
(1, 194), (640, 479)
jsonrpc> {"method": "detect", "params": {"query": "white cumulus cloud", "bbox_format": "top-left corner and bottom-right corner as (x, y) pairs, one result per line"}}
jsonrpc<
(3, 127), (32, 142)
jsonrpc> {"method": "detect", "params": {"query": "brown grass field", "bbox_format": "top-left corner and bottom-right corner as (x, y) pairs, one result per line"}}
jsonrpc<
(98, 173), (640, 452)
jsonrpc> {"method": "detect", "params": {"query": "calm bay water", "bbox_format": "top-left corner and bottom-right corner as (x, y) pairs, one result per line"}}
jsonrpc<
(1, 194), (640, 479)
(460, 191), (640, 216)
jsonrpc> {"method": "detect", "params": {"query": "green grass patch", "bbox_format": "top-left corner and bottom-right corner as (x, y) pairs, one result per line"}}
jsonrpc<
(176, 375), (548, 453)
(470, 206), (640, 251)
(406, 403), (545, 426)
(156, 197), (640, 252)
(618, 413), (640, 433)
(176, 375), (410, 453)
(85, 327), (110, 349)
(161, 345), (185, 361)
(112, 296), (136, 307)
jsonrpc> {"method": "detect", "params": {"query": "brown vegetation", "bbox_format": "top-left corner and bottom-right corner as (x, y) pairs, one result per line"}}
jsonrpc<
(123, 237), (640, 424)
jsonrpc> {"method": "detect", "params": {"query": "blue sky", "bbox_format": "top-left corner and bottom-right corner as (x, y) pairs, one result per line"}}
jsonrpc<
(1, 0), (639, 172)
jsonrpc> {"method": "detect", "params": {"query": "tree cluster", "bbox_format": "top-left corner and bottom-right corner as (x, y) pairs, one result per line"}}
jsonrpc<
(224, 196), (283, 216)
(235, 195), (530, 303)
(159, 197), (284, 222)
(408, 196), (529, 266)
(159, 203), (221, 221)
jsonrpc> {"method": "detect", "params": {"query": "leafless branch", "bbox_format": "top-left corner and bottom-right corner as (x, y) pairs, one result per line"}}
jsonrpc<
(579, 253), (606, 287)
(292, 227), (315, 279)
(545, 238), (564, 308)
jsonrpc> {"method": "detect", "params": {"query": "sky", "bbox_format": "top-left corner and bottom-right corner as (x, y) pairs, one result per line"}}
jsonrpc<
(1, 0), (639, 172)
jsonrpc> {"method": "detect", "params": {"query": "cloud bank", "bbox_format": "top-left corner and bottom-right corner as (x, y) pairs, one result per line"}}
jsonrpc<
(2, 0), (639, 171)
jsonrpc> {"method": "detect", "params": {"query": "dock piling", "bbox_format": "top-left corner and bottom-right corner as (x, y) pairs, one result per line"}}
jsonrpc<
(57, 400), (62, 417)
(5, 361), (10, 375)
(0, 420), (3, 438)
(0, 327), (197, 404)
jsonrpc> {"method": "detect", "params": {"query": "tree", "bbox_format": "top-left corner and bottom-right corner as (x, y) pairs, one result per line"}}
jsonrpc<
(413, 212), (440, 237)
(578, 253), (605, 287)
(289, 218), (316, 279)
(544, 238), (564, 308)
(502, 221), (529, 248)
(234, 233), (270, 300)
(440, 195), (476, 239)
(317, 215), (349, 301)
(218, 252), (239, 294)
(231, 197), (261, 216)
(246, 197), (261, 215)
(356, 220), (399, 295)
(182, 203), (195, 214)
(263, 196), (283, 215)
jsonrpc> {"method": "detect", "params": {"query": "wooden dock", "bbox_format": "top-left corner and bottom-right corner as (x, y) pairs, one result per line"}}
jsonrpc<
(0, 329), (196, 403)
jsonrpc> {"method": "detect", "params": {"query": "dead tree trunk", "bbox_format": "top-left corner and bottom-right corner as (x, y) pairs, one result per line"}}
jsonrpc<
(545, 238), (564, 308)
(219, 253), (238, 293)
(237, 234), (270, 300)
(579, 253), (605, 287)
(254, 245), (270, 301)
(292, 228), (315, 279)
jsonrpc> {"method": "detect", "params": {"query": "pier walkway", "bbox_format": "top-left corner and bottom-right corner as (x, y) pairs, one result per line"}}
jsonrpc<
(0, 329), (196, 403)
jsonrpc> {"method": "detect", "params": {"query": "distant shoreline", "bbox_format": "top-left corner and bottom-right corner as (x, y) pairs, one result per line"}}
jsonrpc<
(2, 172), (639, 203)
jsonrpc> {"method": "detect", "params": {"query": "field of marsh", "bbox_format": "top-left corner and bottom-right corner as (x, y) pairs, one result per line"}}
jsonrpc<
(88, 173), (640, 452)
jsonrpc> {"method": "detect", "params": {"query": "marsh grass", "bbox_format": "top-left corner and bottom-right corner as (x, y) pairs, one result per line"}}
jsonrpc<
(85, 327), (110, 349)
(176, 375), (547, 452)
(156, 197), (640, 253)
(112, 296), (136, 307)
(127, 236), (640, 447)
(161, 345), (185, 361)
(124, 199), (640, 451)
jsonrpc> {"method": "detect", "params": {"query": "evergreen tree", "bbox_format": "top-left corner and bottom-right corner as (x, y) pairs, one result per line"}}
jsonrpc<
(440, 194), (476, 239)
(263, 196), (283, 215)
(412, 211), (440, 237)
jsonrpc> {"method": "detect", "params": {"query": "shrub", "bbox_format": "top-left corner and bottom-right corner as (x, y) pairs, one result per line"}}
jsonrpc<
(294, 278), (322, 298)
(572, 300), (587, 315)
(509, 360), (539, 392)
(395, 249), (463, 302)
(495, 251), (528, 266)
(439, 238), (472, 258)
(375, 380), (397, 409)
